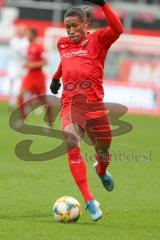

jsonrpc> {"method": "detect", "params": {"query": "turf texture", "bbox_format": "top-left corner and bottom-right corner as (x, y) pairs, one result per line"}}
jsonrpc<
(0, 103), (160, 240)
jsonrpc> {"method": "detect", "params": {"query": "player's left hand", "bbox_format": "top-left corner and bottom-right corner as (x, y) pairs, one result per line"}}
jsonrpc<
(83, 0), (105, 6)
(50, 78), (61, 94)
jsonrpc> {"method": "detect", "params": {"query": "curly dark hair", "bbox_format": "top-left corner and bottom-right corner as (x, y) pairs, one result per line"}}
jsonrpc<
(64, 7), (93, 24)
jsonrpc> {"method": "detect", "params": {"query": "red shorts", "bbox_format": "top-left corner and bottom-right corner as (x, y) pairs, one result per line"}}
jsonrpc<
(60, 100), (112, 142)
(21, 71), (46, 95)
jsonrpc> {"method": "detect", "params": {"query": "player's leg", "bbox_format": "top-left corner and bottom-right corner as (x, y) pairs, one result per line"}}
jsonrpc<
(94, 137), (111, 176)
(86, 112), (114, 191)
(17, 74), (33, 124)
(17, 91), (24, 118)
(15, 90), (32, 128)
(42, 97), (54, 128)
(93, 137), (114, 192)
(63, 122), (102, 221)
(18, 90), (32, 116)
(63, 123), (94, 203)
(34, 74), (54, 127)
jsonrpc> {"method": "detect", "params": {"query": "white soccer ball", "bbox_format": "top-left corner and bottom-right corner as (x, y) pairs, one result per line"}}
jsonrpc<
(53, 196), (81, 223)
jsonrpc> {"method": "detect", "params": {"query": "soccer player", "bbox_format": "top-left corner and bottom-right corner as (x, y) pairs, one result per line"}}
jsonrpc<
(18, 28), (53, 126)
(7, 24), (29, 110)
(50, 0), (123, 221)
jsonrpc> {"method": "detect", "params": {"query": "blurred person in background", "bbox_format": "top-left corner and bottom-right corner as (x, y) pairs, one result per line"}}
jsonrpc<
(7, 24), (29, 110)
(17, 28), (53, 128)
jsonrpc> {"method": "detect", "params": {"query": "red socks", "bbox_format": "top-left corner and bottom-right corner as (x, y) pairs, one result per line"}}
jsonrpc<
(68, 147), (94, 203)
(95, 152), (110, 177)
(68, 147), (111, 201)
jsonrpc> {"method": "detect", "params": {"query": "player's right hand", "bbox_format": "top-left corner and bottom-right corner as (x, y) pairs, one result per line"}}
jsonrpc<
(50, 78), (61, 94)
(83, 0), (105, 6)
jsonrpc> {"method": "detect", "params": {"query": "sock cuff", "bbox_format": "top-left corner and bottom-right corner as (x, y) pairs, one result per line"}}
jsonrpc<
(68, 147), (82, 160)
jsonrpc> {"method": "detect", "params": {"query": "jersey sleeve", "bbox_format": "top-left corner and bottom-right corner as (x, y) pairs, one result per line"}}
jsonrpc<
(94, 3), (123, 49)
(94, 27), (119, 49)
(53, 62), (62, 79)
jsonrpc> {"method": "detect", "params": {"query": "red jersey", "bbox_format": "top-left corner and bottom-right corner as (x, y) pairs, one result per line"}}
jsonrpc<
(56, 3), (123, 108)
(27, 42), (44, 74)
(22, 42), (46, 94)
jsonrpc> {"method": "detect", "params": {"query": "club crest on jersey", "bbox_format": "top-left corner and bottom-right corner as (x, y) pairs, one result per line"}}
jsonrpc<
(81, 39), (89, 46)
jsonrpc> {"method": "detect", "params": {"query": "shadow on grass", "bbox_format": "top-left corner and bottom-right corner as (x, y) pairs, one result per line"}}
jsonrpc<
(0, 213), (106, 225)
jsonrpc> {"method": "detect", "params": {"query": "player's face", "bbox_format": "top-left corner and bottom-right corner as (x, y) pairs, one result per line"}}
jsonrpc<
(64, 16), (88, 42)
(27, 30), (35, 42)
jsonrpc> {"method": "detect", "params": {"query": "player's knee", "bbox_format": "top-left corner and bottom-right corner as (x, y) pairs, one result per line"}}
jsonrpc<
(66, 134), (80, 151)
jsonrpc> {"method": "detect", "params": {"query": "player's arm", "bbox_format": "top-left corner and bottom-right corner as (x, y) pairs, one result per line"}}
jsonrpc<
(52, 62), (62, 79)
(84, 0), (123, 44)
(102, 3), (123, 34)
(24, 59), (47, 69)
(50, 62), (62, 94)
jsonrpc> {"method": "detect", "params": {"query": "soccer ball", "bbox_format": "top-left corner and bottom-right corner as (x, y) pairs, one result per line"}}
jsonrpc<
(53, 196), (81, 223)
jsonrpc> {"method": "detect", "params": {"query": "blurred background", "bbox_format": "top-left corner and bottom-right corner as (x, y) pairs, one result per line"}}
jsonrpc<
(0, 0), (160, 115)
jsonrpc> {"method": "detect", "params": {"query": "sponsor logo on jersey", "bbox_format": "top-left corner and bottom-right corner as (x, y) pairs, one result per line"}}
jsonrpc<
(61, 49), (88, 58)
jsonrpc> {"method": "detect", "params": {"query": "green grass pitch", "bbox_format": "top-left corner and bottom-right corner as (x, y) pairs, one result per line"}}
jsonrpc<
(0, 102), (160, 240)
